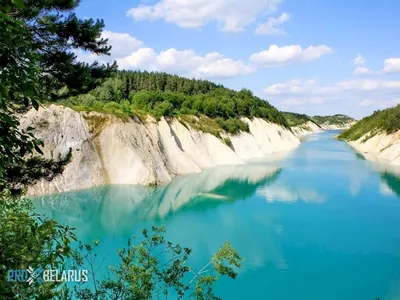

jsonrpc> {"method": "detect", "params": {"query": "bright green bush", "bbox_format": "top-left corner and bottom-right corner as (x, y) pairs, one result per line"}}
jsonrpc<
(153, 101), (174, 118)
(103, 101), (121, 113)
(216, 118), (249, 134)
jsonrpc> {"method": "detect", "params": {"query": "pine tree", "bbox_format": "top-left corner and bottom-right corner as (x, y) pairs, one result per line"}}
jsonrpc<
(0, 0), (115, 188)
(5, 0), (117, 101)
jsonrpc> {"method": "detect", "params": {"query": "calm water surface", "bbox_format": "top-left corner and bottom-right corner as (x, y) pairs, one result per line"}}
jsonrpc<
(34, 131), (400, 300)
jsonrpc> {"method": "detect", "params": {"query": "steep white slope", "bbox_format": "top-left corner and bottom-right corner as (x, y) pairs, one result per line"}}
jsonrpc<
(19, 105), (316, 196)
(291, 121), (324, 137)
(348, 131), (400, 166)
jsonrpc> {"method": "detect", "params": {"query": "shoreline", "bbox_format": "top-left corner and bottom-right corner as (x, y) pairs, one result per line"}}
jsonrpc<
(21, 105), (315, 196)
(347, 131), (400, 166)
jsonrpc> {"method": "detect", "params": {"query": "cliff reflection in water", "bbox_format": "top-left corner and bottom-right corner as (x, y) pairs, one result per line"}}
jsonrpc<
(371, 162), (400, 198)
(380, 171), (400, 198)
(33, 163), (282, 235)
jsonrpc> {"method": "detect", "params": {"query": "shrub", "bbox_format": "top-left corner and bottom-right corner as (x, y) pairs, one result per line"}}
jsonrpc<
(223, 137), (234, 149)
(103, 101), (121, 113)
(153, 101), (174, 118)
(216, 118), (249, 134)
(120, 100), (133, 116)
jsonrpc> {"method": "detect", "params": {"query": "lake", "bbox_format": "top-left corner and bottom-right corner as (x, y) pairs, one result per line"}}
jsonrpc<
(34, 131), (400, 300)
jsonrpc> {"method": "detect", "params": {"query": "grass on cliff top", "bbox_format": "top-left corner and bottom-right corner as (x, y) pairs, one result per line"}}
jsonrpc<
(62, 95), (250, 135)
(338, 104), (400, 141)
(62, 101), (249, 139)
(178, 115), (222, 137)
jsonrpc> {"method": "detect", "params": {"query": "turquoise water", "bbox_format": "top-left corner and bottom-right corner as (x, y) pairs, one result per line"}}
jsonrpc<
(34, 131), (400, 300)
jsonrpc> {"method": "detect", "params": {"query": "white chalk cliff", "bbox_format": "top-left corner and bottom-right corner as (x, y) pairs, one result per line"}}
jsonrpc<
(20, 105), (320, 196)
(291, 121), (324, 137)
(348, 131), (400, 166)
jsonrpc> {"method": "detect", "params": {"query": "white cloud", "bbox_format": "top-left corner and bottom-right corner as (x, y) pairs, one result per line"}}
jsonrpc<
(254, 12), (290, 35)
(264, 78), (400, 95)
(383, 58), (400, 74)
(359, 99), (375, 107)
(118, 48), (254, 78)
(257, 185), (325, 204)
(305, 79), (316, 86)
(264, 79), (339, 95)
(127, 0), (282, 32)
(102, 31), (144, 58)
(281, 97), (324, 107)
(75, 31), (144, 65)
(264, 78), (400, 116)
(380, 182), (395, 196)
(354, 67), (373, 75)
(249, 45), (332, 67)
(352, 54), (365, 65)
(77, 31), (254, 79)
(359, 99), (399, 108)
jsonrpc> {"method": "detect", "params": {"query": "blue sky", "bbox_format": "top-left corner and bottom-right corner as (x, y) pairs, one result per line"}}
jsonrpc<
(76, 0), (400, 119)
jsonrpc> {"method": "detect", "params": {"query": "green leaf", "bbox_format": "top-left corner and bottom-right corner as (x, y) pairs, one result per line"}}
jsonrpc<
(12, 0), (24, 9)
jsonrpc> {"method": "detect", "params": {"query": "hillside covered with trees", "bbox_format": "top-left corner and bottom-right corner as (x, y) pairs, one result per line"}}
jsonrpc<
(283, 112), (354, 128)
(60, 71), (288, 134)
(282, 112), (319, 127)
(312, 114), (355, 126)
(338, 105), (400, 141)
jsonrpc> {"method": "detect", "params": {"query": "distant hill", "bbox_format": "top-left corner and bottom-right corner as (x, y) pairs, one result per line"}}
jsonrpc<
(283, 112), (355, 128)
(282, 112), (319, 127)
(338, 104), (400, 141)
(311, 114), (356, 127)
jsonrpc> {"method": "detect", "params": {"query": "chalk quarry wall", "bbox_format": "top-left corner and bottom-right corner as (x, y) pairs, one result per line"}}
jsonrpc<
(20, 105), (323, 196)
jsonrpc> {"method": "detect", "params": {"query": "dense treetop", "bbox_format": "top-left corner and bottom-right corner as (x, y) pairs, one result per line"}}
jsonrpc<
(61, 71), (289, 134)
(338, 105), (400, 141)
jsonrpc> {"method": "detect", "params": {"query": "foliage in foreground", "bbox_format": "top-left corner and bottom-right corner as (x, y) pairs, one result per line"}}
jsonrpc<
(0, 191), (76, 299)
(0, 192), (242, 300)
(68, 226), (242, 300)
(1, 2), (241, 299)
(1, 148), (72, 195)
(338, 104), (400, 141)
(0, 0), (115, 191)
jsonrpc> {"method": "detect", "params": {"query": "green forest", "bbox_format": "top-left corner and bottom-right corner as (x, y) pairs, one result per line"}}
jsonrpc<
(60, 71), (289, 134)
(60, 71), (356, 135)
(338, 105), (400, 141)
